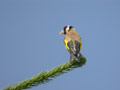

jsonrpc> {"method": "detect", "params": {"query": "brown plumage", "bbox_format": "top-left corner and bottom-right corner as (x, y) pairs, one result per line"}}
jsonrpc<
(65, 28), (81, 47)
(60, 25), (82, 62)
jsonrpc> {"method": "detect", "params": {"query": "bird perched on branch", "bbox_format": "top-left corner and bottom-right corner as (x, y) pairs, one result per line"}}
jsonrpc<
(59, 25), (82, 62)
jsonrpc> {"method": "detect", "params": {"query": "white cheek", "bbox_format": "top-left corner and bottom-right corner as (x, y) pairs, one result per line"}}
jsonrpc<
(66, 27), (69, 32)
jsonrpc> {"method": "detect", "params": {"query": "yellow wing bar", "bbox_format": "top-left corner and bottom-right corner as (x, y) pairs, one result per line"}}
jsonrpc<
(80, 39), (82, 50)
(64, 39), (70, 50)
(64, 39), (82, 51)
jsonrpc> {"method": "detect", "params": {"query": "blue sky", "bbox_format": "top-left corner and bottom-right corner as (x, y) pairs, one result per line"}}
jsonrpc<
(0, 0), (120, 90)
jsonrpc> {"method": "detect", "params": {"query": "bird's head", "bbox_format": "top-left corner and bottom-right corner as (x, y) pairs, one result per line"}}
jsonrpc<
(59, 25), (73, 35)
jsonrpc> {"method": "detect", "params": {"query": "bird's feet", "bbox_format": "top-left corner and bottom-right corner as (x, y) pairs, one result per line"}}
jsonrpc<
(70, 55), (80, 62)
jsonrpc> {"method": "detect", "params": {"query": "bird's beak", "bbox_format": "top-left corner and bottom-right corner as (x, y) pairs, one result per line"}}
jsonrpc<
(59, 30), (64, 35)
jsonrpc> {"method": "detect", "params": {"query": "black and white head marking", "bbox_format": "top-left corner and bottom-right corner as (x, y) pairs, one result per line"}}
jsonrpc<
(64, 25), (73, 33)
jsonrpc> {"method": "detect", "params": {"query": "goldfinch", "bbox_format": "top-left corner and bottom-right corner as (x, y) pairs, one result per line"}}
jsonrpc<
(60, 25), (82, 62)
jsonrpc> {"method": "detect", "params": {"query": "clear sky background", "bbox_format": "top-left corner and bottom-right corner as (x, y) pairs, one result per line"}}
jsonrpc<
(0, 0), (120, 90)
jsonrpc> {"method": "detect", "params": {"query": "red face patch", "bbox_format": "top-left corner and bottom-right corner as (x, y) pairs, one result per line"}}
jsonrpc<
(63, 26), (67, 30)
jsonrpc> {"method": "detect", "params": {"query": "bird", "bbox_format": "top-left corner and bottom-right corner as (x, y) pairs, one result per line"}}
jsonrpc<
(59, 25), (82, 62)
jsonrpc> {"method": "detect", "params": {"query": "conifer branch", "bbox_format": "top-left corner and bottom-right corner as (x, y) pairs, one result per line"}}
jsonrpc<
(2, 56), (86, 90)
